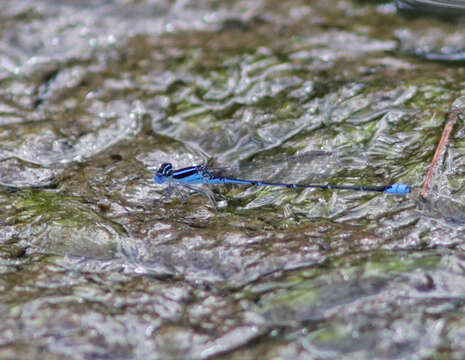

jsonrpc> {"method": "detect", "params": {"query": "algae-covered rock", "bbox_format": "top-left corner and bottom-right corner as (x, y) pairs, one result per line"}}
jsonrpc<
(9, 190), (126, 258)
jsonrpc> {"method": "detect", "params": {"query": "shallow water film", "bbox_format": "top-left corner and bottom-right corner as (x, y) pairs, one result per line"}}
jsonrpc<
(1, 1), (465, 359)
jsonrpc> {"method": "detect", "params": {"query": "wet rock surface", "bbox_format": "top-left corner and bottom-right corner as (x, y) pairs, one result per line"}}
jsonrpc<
(1, 1), (465, 359)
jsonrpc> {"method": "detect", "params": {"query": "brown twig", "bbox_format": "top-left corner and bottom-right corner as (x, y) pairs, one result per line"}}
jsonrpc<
(420, 108), (460, 200)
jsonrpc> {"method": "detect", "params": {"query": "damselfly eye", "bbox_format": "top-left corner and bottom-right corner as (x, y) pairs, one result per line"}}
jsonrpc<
(159, 163), (173, 177)
(154, 162), (173, 184)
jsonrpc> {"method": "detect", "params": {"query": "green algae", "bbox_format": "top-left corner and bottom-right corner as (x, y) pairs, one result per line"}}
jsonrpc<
(10, 190), (126, 258)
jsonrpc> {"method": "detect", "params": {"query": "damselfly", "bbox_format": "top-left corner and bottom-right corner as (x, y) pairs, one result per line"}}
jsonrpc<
(154, 153), (411, 204)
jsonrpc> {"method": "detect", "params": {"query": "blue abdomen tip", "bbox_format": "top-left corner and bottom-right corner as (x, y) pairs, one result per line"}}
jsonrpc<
(386, 184), (411, 194)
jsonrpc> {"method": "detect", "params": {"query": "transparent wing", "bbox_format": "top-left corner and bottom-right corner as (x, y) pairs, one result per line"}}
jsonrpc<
(205, 151), (337, 183)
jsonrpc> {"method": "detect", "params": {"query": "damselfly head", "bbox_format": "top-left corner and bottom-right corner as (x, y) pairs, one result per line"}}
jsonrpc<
(154, 162), (173, 184)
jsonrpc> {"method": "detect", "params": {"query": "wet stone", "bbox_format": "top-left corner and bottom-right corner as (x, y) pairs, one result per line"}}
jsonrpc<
(1, 0), (465, 359)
